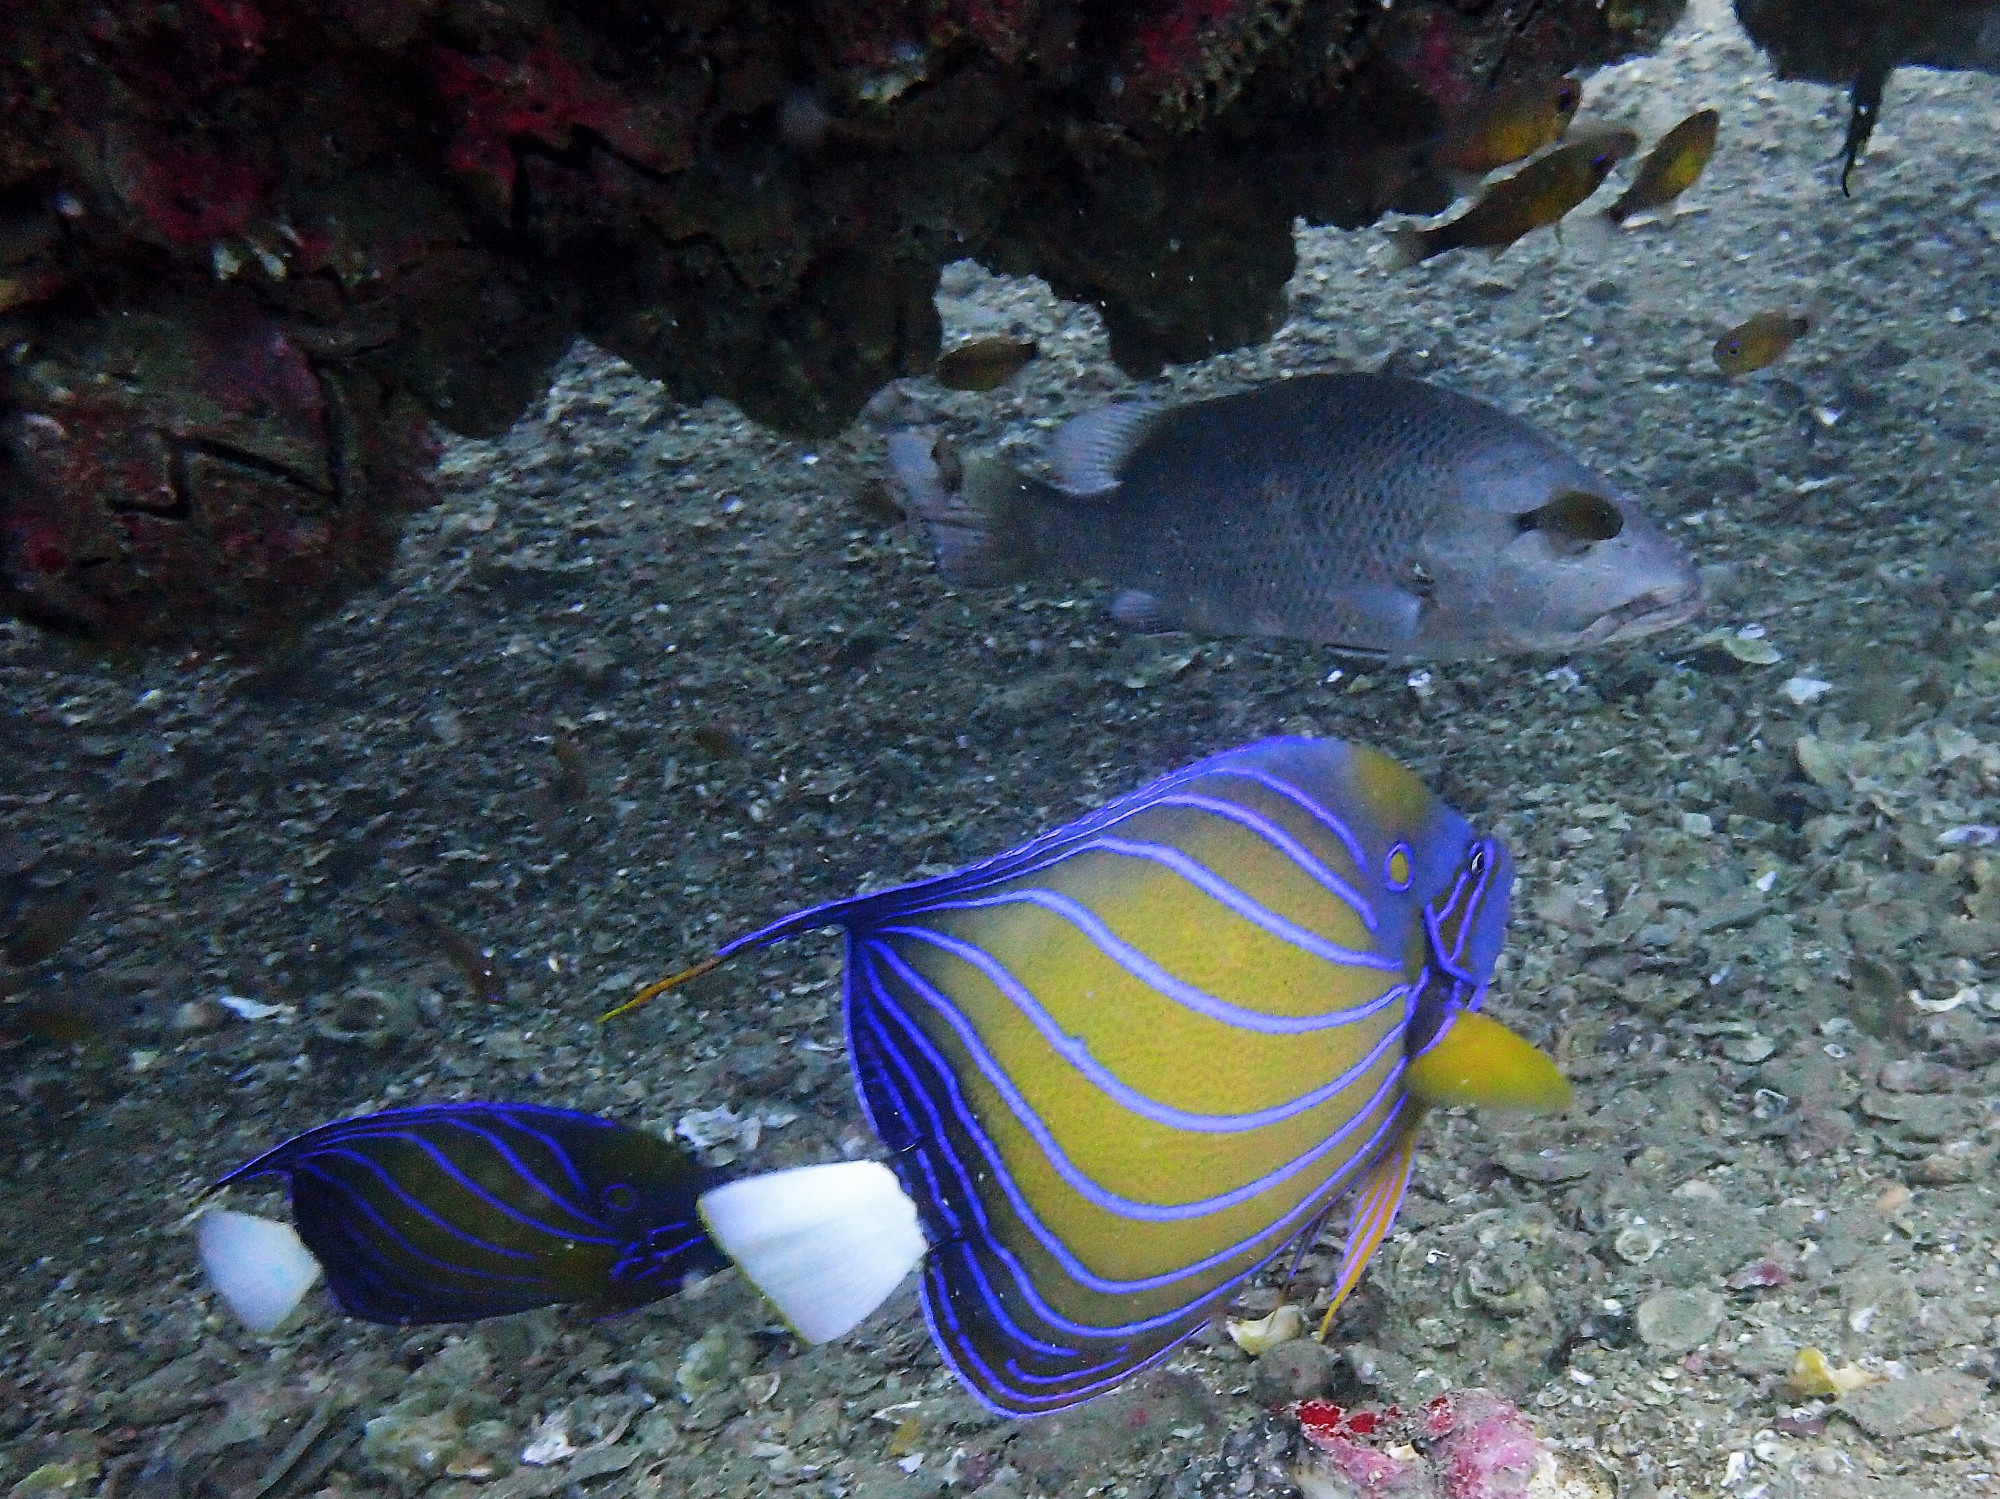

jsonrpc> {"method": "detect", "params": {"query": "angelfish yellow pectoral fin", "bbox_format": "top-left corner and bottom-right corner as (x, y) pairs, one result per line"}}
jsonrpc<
(1404, 1010), (1572, 1113)
(1316, 1119), (1421, 1341)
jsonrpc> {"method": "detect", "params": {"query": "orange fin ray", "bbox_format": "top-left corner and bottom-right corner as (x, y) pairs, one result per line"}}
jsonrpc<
(1316, 1119), (1421, 1341)
(599, 953), (726, 1022)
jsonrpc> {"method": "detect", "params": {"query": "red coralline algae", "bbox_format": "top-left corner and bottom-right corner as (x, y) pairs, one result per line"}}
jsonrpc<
(1123, 0), (1313, 127)
(115, 139), (273, 247)
(1429, 1390), (1552, 1499)
(1292, 1391), (1564, 1499)
(430, 40), (692, 208)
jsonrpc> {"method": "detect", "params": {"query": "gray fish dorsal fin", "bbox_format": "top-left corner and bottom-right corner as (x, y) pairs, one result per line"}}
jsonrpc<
(1050, 401), (1161, 496)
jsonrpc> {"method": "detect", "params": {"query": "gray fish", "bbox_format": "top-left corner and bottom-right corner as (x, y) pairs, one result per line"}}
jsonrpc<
(886, 373), (1700, 659)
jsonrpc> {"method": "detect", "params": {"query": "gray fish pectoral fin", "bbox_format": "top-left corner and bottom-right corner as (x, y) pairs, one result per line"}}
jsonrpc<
(1109, 589), (1168, 629)
(1332, 583), (1424, 651)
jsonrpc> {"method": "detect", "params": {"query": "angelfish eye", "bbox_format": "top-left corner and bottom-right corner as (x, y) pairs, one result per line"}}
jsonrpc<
(601, 1182), (640, 1214)
(1468, 844), (1489, 875)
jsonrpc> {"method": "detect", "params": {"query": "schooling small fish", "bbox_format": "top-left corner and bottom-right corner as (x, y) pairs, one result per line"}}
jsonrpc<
(1714, 310), (1811, 375)
(1393, 132), (1635, 265)
(199, 1102), (737, 1328)
(936, 338), (1038, 392)
(887, 374), (1700, 660)
(1431, 75), (1582, 177)
(1604, 108), (1719, 224)
(606, 738), (1571, 1415)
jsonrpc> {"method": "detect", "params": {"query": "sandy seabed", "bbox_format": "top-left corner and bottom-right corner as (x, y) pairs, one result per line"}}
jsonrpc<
(4, 3), (2000, 1496)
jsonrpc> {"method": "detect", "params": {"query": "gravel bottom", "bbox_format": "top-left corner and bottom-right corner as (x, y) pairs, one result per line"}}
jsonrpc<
(4, 2), (2000, 1496)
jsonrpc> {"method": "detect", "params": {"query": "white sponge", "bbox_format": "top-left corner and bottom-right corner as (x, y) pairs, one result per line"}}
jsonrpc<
(699, 1161), (926, 1343)
(198, 1208), (322, 1333)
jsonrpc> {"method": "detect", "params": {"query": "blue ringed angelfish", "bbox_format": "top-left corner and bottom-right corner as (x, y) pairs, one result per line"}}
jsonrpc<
(199, 1102), (729, 1328)
(613, 735), (1569, 1416)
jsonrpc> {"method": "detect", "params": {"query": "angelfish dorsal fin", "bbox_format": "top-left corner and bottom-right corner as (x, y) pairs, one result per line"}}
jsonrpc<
(1050, 401), (1161, 496)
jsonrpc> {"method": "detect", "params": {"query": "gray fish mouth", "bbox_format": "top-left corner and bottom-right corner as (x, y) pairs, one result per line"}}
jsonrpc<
(1591, 581), (1704, 643)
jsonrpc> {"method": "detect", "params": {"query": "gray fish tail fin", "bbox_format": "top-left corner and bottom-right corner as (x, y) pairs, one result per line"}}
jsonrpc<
(885, 429), (1062, 587)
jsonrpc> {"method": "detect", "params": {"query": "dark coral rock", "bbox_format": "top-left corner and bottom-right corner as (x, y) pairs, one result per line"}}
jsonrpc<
(1734, 0), (2000, 193)
(1736, 0), (2000, 84)
(0, 0), (1685, 647)
(0, 294), (432, 646)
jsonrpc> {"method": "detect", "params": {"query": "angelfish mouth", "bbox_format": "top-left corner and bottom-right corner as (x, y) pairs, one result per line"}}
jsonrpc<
(1590, 580), (1704, 642)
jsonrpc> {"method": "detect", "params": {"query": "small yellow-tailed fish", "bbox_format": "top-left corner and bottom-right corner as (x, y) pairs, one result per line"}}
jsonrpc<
(1394, 132), (1636, 266)
(1431, 75), (1583, 178)
(196, 740), (1568, 1415)
(1604, 108), (1719, 224)
(1714, 310), (1811, 375)
(935, 338), (1038, 392)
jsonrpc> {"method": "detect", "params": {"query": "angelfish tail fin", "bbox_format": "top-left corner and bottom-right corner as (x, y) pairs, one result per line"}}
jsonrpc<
(698, 1161), (927, 1343)
(1315, 1119), (1421, 1340)
(198, 1208), (323, 1334)
(885, 430), (1060, 587)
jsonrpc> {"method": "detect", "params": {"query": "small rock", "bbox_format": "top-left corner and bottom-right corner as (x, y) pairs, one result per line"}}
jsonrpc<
(1794, 735), (1845, 790)
(1787, 1347), (1877, 1399)
(1719, 1033), (1777, 1065)
(1493, 1149), (1599, 1183)
(1635, 1289), (1725, 1354)
(1911, 1144), (1992, 1185)
(6, 1461), (99, 1499)
(1839, 1370), (1983, 1439)
(1612, 1222), (1664, 1265)
(1878, 1058), (1963, 1094)
(1723, 631), (1783, 665)
(1251, 1339), (1340, 1405)
(1858, 1091), (1980, 1142)
(677, 1323), (753, 1400)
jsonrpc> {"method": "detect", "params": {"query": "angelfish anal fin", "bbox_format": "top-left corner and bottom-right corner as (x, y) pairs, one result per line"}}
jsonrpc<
(1316, 1118), (1421, 1340)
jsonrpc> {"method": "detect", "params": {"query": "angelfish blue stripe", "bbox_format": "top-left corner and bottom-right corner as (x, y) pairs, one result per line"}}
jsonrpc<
(1194, 764), (1372, 868)
(893, 890), (1399, 1035)
(296, 1161), (547, 1282)
(312, 1128), (618, 1244)
(853, 952), (1388, 1335)
(884, 921), (1406, 1130)
(1145, 791), (1379, 930)
(302, 1147), (592, 1259)
(867, 939), (1407, 1268)
(854, 946), (1357, 1328)
(1085, 835), (1395, 967)
(917, 877), (1396, 1033)
(704, 745), (1380, 961)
